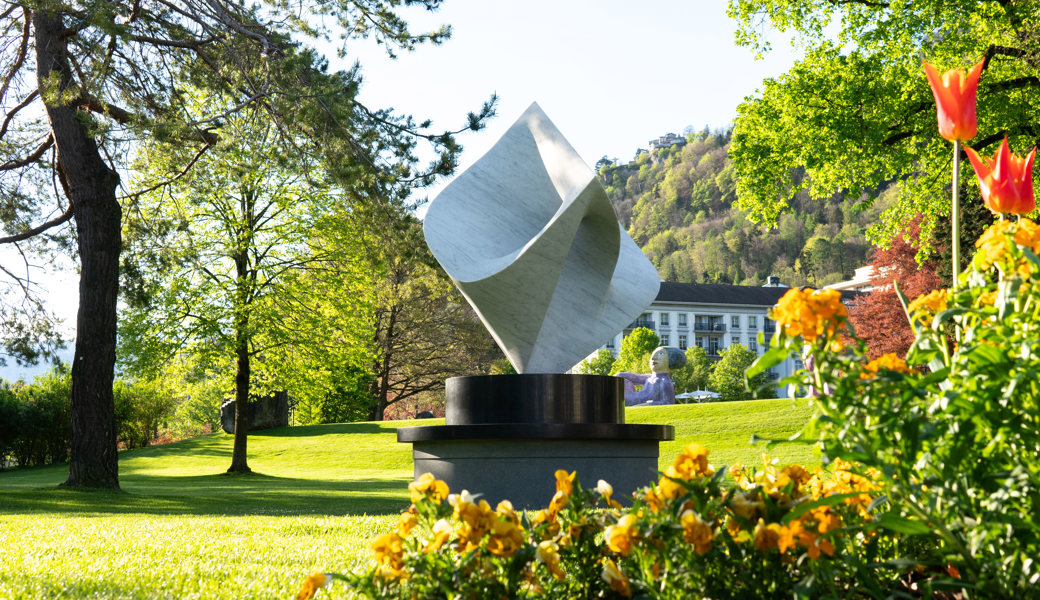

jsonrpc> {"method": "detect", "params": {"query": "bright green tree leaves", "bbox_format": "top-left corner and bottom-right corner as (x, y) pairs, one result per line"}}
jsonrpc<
(728, 0), (1040, 246)
(708, 343), (775, 402)
(575, 349), (617, 376)
(610, 327), (660, 375)
(671, 346), (712, 394)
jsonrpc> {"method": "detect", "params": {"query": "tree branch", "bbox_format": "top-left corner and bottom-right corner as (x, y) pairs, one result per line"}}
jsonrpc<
(0, 89), (39, 140)
(828, 0), (890, 7)
(0, 135), (53, 170)
(123, 142), (213, 200)
(128, 33), (215, 49)
(988, 76), (1040, 92)
(0, 204), (74, 244)
(0, 7), (31, 108)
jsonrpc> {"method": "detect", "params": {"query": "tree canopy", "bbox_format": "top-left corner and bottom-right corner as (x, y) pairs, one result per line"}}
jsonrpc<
(727, 0), (1040, 246)
(708, 343), (774, 402)
(0, 1), (494, 487)
(610, 327), (659, 375)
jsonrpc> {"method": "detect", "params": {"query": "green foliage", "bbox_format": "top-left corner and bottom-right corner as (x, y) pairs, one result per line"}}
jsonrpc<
(708, 344), (773, 402)
(365, 218), (502, 421)
(753, 217), (1040, 596)
(727, 0), (1040, 247)
(113, 379), (179, 450)
(3, 0), (496, 489)
(610, 327), (659, 375)
(670, 346), (712, 394)
(325, 446), (896, 599)
(574, 348), (617, 376)
(489, 358), (518, 375)
(0, 367), (71, 468)
(120, 104), (383, 461)
(601, 133), (875, 287)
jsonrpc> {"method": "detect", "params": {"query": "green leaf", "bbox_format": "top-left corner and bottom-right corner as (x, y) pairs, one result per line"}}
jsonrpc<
(892, 279), (915, 331)
(874, 512), (933, 535)
(747, 345), (790, 378)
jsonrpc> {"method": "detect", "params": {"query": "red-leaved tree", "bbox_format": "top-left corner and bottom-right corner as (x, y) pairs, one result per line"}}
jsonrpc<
(848, 217), (944, 360)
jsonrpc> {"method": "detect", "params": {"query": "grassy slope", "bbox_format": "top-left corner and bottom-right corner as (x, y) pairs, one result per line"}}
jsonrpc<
(0, 399), (814, 599)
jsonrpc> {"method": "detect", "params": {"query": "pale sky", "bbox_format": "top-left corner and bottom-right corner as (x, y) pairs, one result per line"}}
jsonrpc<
(345, 0), (800, 200)
(2, 1), (801, 381)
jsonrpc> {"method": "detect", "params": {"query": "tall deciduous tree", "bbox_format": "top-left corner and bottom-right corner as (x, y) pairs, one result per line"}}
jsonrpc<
(0, 1), (493, 487)
(575, 349), (617, 376)
(367, 218), (500, 421)
(610, 327), (660, 375)
(120, 108), (371, 473)
(671, 346), (712, 394)
(708, 343), (774, 402)
(728, 0), (1040, 246)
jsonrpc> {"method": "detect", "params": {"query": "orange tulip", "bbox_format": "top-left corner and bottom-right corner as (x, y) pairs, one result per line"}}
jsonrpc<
(964, 137), (1037, 215)
(923, 59), (984, 142)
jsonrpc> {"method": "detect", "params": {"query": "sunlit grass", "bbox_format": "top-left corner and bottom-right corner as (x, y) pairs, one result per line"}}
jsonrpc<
(0, 399), (816, 599)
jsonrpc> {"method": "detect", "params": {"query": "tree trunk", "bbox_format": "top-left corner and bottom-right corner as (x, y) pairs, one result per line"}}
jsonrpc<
(34, 11), (121, 489)
(369, 304), (398, 421)
(228, 254), (251, 473)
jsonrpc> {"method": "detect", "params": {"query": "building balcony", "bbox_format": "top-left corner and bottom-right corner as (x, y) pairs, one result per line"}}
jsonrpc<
(694, 322), (727, 333)
(625, 318), (655, 331)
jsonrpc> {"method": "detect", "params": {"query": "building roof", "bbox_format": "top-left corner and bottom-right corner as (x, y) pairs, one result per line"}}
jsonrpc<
(654, 281), (861, 307)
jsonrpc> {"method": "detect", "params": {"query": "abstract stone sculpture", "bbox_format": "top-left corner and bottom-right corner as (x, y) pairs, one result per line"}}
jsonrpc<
(424, 102), (660, 373)
(403, 104), (672, 508)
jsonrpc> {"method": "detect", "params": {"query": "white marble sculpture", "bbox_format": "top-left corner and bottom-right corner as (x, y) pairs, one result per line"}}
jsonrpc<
(424, 103), (660, 373)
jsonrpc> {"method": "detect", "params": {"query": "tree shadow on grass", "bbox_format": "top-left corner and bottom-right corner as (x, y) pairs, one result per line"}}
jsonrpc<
(249, 421), (443, 437)
(0, 472), (411, 517)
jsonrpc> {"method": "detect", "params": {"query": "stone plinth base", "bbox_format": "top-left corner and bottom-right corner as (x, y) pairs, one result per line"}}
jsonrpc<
(397, 374), (673, 509)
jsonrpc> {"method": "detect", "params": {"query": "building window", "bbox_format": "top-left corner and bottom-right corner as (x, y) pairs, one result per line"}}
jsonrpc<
(606, 337), (615, 348)
(678, 334), (687, 350)
(660, 334), (669, 346)
(695, 336), (704, 349)
(731, 315), (740, 328)
(660, 312), (669, 326)
(709, 337), (721, 355)
(731, 336), (740, 347)
(678, 313), (687, 327)
(749, 339), (758, 352)
(749, 316), (757, 329)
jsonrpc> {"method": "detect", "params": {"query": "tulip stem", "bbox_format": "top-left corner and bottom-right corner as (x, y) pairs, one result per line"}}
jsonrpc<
(952, 140), (961, 290)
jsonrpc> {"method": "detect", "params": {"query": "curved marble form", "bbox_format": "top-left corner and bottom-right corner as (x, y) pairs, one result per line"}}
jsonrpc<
(424, 103), (660, 373)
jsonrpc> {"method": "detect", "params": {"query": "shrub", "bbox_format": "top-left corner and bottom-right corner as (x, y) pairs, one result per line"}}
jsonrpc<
(752, 219), (1040, 596)
(0, 383), (22, 468)
(297, 445), (899, 599)
(8, 367), (71, 467)
(113, 379), (178, 449)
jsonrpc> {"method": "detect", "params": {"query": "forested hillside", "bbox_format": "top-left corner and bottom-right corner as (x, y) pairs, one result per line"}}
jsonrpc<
(598, 129), (886, 287)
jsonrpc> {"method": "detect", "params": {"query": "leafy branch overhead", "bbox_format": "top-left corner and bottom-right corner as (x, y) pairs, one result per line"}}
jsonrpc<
(0, 1), (495, 487)
(727, 0), (1040, 246)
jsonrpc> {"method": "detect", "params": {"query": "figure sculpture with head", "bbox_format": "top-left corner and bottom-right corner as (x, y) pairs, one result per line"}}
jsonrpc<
(616, 346), (687, 406)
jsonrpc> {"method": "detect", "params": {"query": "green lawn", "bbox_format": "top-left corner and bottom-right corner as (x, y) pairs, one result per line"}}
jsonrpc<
(0, 398), (814, 599)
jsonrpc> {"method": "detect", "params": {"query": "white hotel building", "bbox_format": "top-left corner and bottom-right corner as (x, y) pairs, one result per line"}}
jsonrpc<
(592, 281), (861, 397)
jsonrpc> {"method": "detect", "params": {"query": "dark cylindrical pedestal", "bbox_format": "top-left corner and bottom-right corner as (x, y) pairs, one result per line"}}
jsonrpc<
(398, 374), (673, 509)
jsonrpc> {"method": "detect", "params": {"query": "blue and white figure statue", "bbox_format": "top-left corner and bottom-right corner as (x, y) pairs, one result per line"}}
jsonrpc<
(616, 346), (687, 406)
